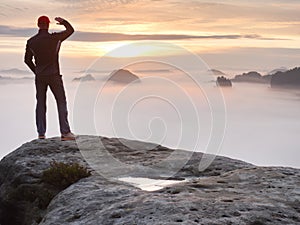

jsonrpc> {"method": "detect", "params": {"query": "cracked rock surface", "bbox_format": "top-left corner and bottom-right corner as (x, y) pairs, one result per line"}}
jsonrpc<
(0, 136), (299, 225)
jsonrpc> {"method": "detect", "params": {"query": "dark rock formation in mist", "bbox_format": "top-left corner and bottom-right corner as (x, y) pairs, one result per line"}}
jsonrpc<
(108, 69), (140, 84)
(0, 136), (299, 225)
(231, 71), (271, 83)
(216, 76), (232, 87)
(73, 74), (96, 82)
(271, 67), (300, 88)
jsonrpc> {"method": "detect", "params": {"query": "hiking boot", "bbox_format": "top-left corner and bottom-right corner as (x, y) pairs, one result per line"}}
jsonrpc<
(38, 135), (46, 139)
(61, 132), (76, 141)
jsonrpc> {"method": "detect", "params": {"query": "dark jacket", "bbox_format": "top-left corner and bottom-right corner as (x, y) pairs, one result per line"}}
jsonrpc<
(24, 20), (74, 76)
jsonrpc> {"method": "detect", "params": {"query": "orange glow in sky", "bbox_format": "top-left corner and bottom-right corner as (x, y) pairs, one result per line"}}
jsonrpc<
(0, 0), (299, 70)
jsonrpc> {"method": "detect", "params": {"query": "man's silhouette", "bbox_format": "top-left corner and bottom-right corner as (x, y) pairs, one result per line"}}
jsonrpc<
(25, 16), (75, 140)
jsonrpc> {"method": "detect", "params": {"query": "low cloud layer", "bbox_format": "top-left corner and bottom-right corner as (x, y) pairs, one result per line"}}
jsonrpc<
(0, 25), (35, 37)
(0, 25), (286, 42)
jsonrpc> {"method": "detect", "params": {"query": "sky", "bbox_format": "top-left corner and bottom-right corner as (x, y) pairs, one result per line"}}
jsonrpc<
(0, 0), (300, 74)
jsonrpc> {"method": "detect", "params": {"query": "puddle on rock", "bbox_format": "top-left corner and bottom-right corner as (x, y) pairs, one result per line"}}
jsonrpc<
(118, 177), (186, 191)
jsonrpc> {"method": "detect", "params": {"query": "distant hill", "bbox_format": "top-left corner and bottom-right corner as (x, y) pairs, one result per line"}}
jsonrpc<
(209, 69), (226, 76)
(0, 76), (13, 80)
(231, 71), (271, 83)
(267, 67), (288, 75)
(73, 74), (96, 82)
(108, 69), (140, 84)
(0, 75), (33, 81)
(0, 68), (31, 75)
(271, 67), (300, 88)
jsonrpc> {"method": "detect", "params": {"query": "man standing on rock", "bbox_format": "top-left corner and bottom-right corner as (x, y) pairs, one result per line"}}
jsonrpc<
(24, 16), (75, 141)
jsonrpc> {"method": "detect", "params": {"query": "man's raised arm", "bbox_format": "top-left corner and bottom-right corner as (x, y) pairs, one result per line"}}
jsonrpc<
(54, 17), (74, 41)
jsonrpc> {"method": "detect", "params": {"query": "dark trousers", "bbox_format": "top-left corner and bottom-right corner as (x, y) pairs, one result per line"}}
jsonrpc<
(35, 75), (71, 135)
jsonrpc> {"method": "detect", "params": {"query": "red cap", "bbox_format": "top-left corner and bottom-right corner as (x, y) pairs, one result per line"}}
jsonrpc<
(38, 16), (50, 24)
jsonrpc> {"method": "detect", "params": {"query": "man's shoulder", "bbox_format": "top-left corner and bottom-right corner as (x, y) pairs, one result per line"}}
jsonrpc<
(27, 33), (39, 43)
(27, 35), (35, 41)
(27, 32), (55, 44)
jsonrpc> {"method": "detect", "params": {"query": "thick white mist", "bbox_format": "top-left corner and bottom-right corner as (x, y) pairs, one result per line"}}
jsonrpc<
(0, 72), (299, 169)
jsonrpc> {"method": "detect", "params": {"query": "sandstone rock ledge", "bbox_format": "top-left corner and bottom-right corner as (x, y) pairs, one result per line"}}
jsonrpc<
(0, 135), (299, 225)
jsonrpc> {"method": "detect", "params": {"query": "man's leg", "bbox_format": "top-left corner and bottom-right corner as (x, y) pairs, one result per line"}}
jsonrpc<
(49, 75), (71, 134)
(35, 77), (48, 136)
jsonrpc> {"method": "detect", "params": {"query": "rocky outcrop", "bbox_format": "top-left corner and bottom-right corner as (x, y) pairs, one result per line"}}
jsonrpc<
(271, 67), (300, 88)
(217, 76), (232, 87)
(108, 69), (140, 84)
(73, 74), (96, 82)
(231, 71), (271, 83)
(0, 136), (299, 225)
